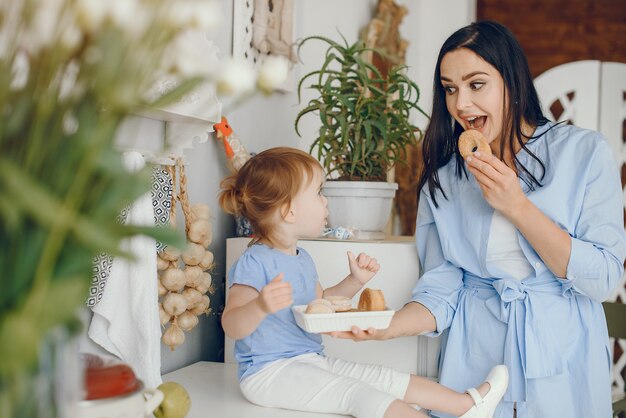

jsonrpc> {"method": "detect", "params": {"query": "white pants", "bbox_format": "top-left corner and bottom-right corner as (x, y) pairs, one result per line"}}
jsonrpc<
(240, 353), (411, 418)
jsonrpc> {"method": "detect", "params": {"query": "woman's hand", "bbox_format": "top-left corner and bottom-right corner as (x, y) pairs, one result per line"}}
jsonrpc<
(347, 251), (380, 285)
(465, 151), (527, 217)
(328, 302), (437, 341)
(328, 326), (389, 341)
(466, 151), (573, 277)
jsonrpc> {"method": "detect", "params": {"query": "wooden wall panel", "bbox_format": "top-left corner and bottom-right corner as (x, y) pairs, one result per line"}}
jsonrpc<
(477, 0), (626, 77)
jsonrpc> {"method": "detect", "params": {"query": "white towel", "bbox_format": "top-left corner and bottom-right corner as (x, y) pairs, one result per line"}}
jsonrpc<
(88, 151), (162, 388)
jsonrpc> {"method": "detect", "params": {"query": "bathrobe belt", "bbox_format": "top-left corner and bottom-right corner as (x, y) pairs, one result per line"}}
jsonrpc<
(463, 273), (572, 402)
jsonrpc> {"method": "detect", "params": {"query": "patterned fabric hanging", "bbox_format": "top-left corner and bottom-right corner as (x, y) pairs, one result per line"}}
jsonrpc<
(86, 167), (173, 307)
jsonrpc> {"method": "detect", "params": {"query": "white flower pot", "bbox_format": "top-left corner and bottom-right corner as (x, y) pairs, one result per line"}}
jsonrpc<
(322, 181), (398, 238)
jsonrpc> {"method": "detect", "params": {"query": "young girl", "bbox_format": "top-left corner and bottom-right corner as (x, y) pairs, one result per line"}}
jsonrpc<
(218, 147), (508, 418)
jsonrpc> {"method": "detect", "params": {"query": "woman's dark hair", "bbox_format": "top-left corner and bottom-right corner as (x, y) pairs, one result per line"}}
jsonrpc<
(418, 20), (549, 206)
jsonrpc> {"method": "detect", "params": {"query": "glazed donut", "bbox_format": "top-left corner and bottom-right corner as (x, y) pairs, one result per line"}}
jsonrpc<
(357, 289), (386, 311)
(324, 295), (352, 312)
(305, 298), (334, 314)
(458, 129), (492, 158)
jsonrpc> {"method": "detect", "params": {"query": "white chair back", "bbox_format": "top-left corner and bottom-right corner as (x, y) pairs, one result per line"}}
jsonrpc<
(534, 60), (600, 131)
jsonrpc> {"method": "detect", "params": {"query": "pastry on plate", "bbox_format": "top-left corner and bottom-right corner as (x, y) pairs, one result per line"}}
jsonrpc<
(323, 295), (352, 312)
(305, 298), (335, 314)
(358, 288), (386, 311)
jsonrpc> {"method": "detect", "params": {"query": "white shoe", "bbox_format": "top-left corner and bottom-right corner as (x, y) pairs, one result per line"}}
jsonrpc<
(459, 365), (509, 418)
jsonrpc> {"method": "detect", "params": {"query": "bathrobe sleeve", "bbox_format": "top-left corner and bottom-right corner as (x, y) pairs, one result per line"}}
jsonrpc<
(565, 138), (626, 301)
(410, 188), (464, 336)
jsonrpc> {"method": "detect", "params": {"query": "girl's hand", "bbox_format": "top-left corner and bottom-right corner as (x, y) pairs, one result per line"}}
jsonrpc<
(347, 251), (380, 285)
(465, 151), (527, 216)
(256, 273), (293, 314)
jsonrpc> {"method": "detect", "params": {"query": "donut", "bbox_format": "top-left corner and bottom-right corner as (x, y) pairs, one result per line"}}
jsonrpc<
(357, 289), (386, 311)
(323, 295), (352, 312)
(305, 298), (334, 314)
(458, 129), (492, 159)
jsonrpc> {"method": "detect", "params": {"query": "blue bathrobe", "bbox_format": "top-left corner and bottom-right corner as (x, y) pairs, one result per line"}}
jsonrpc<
(412, 122), (626, 418)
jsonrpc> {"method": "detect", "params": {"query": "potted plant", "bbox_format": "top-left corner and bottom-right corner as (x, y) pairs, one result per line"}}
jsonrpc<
(295, 35), (427, 237)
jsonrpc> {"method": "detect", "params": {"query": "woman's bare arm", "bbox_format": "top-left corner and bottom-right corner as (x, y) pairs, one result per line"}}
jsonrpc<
(331, 301), (437, 340)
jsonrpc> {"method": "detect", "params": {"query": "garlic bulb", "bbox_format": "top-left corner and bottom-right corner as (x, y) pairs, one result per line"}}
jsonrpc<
(159, 304), (171, 325)
(156, 256), (170, 271)
(189, 295), (210, 315)
(182, 287), (203, 306)
(201, 228), (213, 248)
(198, 250), (214, 270)
(188, 220), (211, 244)
(194, 272), (212, 294)
(158, 280), (168, 297)
(160, 268), (186, 292)
(184, 265), (204, 287)
(182, 242), (205, 265)
(162, 292), (188, 316)
(191, 204), (211, 221)
(176, 311), (199, 331)
(162, 322), (185, 351)
(160, 246), (181, 262)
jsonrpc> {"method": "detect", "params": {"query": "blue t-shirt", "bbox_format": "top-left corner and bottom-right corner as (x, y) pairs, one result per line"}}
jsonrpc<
(228, 243), (324, 380)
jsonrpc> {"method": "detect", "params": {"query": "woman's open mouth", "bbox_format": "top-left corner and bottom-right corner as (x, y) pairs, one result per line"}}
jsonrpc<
(467, 116), (486, 130)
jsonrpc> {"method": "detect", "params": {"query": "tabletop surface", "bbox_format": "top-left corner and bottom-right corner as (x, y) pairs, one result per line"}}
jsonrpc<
(161, 361), (342, 418)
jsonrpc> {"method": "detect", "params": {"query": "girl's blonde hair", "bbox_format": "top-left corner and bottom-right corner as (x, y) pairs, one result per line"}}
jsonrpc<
(218, 147), (322, 244)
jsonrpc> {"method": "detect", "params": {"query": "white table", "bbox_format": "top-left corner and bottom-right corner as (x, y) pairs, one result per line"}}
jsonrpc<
(161, 361), (340, 418)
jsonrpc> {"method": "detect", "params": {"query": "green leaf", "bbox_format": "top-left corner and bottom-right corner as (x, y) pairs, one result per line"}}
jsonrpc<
(295, 103), (322, 136)
(295, 34), (429, 180)
(0, 276), (88, 376)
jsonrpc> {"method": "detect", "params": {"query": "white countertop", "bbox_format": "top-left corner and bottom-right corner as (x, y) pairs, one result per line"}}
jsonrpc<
(162, 361), (342, 418)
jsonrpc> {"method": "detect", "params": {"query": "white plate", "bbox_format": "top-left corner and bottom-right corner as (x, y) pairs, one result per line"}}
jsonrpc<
(292, 305), (394, 333)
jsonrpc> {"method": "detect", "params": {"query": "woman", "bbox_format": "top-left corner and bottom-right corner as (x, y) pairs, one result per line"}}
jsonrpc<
(336, 21), (626, 417)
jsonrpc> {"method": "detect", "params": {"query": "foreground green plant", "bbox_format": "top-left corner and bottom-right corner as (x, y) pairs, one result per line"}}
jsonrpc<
(295, 35), (428, 181)
(0, 1), (277, 416)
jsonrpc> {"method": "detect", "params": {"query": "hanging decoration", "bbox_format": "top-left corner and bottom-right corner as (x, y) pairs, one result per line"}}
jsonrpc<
(213, 116), (254, 237)
(213, 116), (252, 172)
(233, 0), (296, 92)
(158, 159), (216, 350)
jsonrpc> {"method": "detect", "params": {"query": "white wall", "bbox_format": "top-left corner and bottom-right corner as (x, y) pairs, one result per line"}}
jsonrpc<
(100, 0), (475, 375)
(401, 0), (476, 128)
(165, 0), (475, 374)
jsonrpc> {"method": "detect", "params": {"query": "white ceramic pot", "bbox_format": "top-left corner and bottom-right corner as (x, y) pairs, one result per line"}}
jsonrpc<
(322, 181), (398, 238)
(73, 381), (163, 418)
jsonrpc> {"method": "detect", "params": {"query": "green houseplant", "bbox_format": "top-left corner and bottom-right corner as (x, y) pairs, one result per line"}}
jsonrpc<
(295, 35), (427, 235)
(0, 1), (279, 416)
